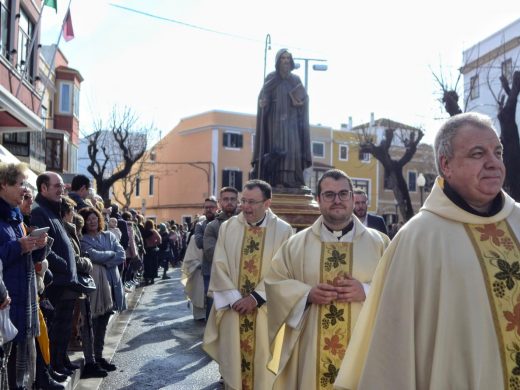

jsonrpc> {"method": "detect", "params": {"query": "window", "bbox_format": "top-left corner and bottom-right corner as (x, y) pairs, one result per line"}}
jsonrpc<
(470, 75), (479, 99)
(408, 171), (417, 192)
(0, 0), (10, 59)
(358, 150), (370, 162)
(352, 179), (370, 200)
(73, 85), (80, 118)
(3, 132), (30, 156)
(312, 142), (325, 158)
(339, 144), (349, 161)
(62, 138), (69, 171)
(384, 169), (393, 190)
(59, 82), (72, 114)
(223, 132), (243, 148)
(70, 145), (78, 172)
(222, 169), (242, 190)
(17, 8), (34, 80)
(502, 59), (513, 84)
(182, 215), (192, 227)
(135, 177), (140, 197)
(149, 175), (154, 196)
(30, 131), (45, 161)
(46, 135), (63, 170)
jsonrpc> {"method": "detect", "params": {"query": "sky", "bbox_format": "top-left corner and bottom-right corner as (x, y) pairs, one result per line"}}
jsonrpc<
(40, 0), (520, 146)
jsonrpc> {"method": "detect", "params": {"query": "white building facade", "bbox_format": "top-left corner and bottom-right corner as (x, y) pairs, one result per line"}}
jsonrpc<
(462, 17), (520, 131)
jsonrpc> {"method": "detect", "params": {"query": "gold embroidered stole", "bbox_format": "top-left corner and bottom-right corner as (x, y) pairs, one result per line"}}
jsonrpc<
(316, 242), (353, 389)
(238, 226), (266, 390)
(465, 221), (520, 390)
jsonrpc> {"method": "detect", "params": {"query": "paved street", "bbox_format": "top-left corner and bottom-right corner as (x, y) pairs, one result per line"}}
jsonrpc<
(80, 267), (222, 390)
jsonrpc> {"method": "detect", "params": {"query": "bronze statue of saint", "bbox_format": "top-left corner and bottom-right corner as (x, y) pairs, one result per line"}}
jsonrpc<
(252, 49), (312, 189)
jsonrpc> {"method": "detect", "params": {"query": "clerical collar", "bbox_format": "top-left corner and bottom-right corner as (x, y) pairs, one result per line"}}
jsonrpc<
(323, 220), (354, 240)
(443, 180), (503, 217)
(248, 213), (266, 227)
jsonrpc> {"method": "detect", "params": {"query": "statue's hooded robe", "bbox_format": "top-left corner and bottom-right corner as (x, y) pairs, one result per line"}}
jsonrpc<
(252, 49), (312, 188)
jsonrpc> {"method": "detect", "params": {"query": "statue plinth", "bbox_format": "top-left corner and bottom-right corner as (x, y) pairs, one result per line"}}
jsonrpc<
(270, 188), (320, 230)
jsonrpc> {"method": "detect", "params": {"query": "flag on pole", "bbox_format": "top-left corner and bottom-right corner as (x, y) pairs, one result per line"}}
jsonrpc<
(44, 0), (57, 11)
(63, 9), (74, 41)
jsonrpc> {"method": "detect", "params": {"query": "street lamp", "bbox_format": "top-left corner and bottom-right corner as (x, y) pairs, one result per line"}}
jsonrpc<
(263, 33), (271, 81)
(417, 173), (426, 206)
(293, 57), (328, 92)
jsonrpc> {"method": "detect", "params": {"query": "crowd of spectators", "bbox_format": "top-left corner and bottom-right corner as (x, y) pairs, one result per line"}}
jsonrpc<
(0, 168), (189, 389)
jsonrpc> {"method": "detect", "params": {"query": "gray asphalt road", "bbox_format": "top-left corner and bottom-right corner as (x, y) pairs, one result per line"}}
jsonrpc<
(98, 268), (221, 390)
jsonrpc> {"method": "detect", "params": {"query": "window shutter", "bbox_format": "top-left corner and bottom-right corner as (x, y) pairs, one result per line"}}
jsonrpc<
(222, 170), (230, 187)
(236, 171), (243, 190)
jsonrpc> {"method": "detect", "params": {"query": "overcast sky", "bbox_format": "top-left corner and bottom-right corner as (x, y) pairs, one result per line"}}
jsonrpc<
(41, 0), (520, 145)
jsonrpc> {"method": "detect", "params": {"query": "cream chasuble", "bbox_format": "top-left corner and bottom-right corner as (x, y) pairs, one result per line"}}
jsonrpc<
(335, 177), (520, 390)
(203, 210), (293, 390)
(181, 237), (205, 319)
(265, 216), (388, 390)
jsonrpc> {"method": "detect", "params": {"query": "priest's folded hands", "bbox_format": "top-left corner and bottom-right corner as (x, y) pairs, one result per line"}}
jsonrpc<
(307, 275), (365, 305)
(231, 295), (257, 315)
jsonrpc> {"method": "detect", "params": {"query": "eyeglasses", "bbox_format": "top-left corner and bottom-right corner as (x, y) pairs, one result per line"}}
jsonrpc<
(240, 198), (265, 206)
(320, 190), (353, 202)
(23, 194), (33, 201)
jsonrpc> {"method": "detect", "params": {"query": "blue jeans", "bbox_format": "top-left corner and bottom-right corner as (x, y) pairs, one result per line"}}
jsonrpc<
(203, 275), (213, 321)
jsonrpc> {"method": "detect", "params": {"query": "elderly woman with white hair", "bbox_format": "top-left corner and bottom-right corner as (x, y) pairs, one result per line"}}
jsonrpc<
(0, 163), (47, 388)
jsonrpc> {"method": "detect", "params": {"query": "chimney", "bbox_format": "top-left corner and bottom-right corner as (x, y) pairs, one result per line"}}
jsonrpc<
(348, 116), (353, 130)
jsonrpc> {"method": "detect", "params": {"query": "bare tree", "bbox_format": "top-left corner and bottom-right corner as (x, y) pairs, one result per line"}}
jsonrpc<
(432, 70), (463, 116)
(85, 107), (154, 201)
(111, 144), (165, 209)
(112, 150), (146, 209)
(497, 71), (520, 200)
(356, 120), (424, 222)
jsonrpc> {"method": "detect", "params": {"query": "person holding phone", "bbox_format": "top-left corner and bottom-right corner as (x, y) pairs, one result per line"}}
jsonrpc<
(0, 163), (47, 389)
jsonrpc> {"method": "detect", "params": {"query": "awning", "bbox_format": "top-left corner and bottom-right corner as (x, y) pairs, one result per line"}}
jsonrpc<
(0, 144), (38, 189)
(0, 83), (43, 133)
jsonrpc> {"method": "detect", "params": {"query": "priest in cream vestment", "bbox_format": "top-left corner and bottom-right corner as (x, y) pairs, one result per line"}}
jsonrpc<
(335, 112), (519, 390)
(265, 169), (389, 390)
(181, 233), (205, 320)
(203, 180), (293, 390)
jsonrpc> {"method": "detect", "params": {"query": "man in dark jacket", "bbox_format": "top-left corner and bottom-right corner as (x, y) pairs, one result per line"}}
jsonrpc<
(67, 174), (91, 211)
(31, 172), (80, 376)
(109, 203), (129, 251)
(194, 197), (217, 250)
(202, 187), (238, 320)
(353, 189), (388, 235)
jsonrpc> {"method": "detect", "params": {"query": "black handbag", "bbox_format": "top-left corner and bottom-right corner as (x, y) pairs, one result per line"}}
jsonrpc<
(75, 272), (97, 294)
